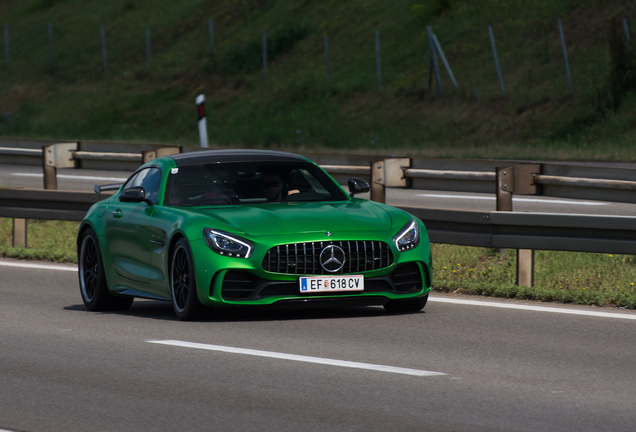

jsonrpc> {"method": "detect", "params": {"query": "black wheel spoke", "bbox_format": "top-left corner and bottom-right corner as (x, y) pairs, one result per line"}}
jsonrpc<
(172, 246), (193, 311)
(86, 243), (95, 266)
(80, 236), (99, 301)
(79, 229), (132, 313)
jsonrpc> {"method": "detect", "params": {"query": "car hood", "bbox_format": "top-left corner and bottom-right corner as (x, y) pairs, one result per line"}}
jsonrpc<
(188, 200), (393, 237)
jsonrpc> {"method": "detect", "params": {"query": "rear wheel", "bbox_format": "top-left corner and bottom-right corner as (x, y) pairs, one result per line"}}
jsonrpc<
(79, 228), (133, 312)
(170, 238), (205, 321)
(383, 294), (428, 313)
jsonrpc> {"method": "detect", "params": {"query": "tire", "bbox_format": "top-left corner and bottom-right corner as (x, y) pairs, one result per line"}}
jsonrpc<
(170, 238), (205, 321)
(78, 228), (133, 312)
(383, 294), (428, 313)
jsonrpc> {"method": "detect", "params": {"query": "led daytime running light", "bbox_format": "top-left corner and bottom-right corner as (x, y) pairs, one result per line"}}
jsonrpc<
(394, 220), (420, 252)
(203, 228), (253, 258)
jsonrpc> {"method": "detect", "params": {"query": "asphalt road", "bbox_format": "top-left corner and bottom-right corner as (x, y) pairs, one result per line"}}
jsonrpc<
(2, 164), (636, 216)
(1, 260), (636, 432)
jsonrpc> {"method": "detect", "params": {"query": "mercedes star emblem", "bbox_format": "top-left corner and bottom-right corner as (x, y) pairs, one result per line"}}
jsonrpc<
(319, 245), (346, 272)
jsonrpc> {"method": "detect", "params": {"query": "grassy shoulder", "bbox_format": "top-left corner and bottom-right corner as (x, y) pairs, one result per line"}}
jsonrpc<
(433, 244), (636, 309)
(2, 218), (635, 309)
(0, 219), (78, 263)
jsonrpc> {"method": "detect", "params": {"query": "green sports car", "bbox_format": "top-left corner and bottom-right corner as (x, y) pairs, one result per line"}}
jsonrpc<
(77, 150), (432, 320)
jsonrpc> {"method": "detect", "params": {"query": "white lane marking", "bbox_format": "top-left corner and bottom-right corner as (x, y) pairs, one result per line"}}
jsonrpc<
(417, 193), (607, 206)
(0, 261), (77, 272)
(147, 340), (446, 377)
(429, 297), (636, 320)
(12, 172), (127, 182)
(516, 198), (605, 205)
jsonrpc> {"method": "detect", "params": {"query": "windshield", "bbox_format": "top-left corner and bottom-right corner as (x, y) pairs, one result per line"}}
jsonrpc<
(164, 161), (348, 206)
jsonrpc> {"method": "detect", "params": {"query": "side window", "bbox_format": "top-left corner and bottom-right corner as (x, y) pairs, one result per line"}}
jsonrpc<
(298, 169), (329, 195)
(123, 167), (161, 204)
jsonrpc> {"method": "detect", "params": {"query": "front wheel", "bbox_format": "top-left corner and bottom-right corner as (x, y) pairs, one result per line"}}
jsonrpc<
(383, 294), (428, 313)
(78, 228), (133, 312)
(170, 238), (205, 321)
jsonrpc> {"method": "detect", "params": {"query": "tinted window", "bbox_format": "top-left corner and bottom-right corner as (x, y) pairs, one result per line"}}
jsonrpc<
(165, 161), (347, 206)
(123, 167), (161, 204)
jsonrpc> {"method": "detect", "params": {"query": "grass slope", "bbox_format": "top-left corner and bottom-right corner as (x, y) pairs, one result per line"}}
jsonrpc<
(1, 0), (636, 159)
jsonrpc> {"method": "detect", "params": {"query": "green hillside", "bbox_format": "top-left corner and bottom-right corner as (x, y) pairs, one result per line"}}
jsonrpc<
(1, 0), (635, 160)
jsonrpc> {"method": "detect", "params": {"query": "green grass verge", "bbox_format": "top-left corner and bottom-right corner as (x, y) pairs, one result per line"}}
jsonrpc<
(0, 218), (78, 263)
(432, 244), (636, 309)
(2, 218), (635, 308)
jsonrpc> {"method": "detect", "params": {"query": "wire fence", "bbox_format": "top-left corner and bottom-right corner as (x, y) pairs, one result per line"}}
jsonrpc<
(0, 17), (634, 99)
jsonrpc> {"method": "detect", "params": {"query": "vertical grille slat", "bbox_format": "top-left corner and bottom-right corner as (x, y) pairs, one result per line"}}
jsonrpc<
(262, 241), (394, 275)
(285, 244), (289, 272)
(320, 241), (324, 275)
(293, 244), (297, 272)
(312, 243), (316, 275)
(371, 241), (376, 270)
(363, 241), (368, 272)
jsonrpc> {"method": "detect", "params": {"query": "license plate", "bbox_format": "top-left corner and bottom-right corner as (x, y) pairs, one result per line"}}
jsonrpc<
(299, 275), (364, 293)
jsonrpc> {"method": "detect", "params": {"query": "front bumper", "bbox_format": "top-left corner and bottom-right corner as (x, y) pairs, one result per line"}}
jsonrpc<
(189, 230), (432, 308)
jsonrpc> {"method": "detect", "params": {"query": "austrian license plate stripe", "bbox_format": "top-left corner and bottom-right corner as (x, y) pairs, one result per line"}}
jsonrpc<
(299, 275), (364, 293)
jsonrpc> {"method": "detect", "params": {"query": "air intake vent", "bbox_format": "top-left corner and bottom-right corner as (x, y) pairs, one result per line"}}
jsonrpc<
(221, 271), (256, 299)
(392, 263), (423, 292)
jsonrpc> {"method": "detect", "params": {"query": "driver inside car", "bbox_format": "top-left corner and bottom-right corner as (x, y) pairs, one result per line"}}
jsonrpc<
(259, 172), (299, 202)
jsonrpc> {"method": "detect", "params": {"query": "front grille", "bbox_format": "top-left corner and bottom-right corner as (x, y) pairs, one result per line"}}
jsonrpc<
(262, 241), (394, 275)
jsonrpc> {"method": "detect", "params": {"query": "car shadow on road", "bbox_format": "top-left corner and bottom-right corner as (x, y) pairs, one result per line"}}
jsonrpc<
(64, 300), (425, 322)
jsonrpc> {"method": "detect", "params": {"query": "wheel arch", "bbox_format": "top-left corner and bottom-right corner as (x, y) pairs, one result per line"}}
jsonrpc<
(77, 221), (97, 256)
(166, 231), (187, 266)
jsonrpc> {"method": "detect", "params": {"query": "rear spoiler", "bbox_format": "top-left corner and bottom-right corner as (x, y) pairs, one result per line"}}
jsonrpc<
(94, 183), (123, 194)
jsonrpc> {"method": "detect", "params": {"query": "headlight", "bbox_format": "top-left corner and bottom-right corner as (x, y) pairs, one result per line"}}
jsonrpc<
(203, 228), (253, 258)
(393, 220), (420, 252)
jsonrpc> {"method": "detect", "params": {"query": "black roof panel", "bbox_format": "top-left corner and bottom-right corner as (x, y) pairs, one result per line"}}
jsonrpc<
(170, 149), (307, 166)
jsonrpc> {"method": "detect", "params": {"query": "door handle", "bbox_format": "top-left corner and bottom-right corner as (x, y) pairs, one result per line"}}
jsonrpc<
(112, 209), (122, 219)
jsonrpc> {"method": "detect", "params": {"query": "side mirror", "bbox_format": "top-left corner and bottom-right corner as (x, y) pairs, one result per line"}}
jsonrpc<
(348, 178), (370, 197)
(119, 186), (150, 204)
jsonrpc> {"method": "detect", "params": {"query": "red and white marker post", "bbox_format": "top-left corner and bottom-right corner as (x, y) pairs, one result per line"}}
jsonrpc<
(196, 94), (209, 148)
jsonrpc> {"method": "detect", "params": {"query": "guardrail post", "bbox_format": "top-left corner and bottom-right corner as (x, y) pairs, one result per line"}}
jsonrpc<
(497, 165), (541, 288)
(496, 167), (513, 211)
(370, 160), (385, 203)
(383, 158), (411, 188)
(370, 158), (410, 203)
(517, 249), (535, 287)
(42, 143), (78, 189)
(142, 146), (182, 164)
(12, 218), (27, 248)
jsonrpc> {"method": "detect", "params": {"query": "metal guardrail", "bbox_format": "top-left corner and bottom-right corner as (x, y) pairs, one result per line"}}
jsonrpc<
(2, 188), (634, 255)
(0, 188), (106, 248)
(399, 206), (636, 255)
(0, 146), (43, 156)
(0, 189), (102, 221)
(405, 169), (495, 181)
(2, 139), (636, 287)
(2, 187), (636, 286)
(4, 139), (636, 201)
